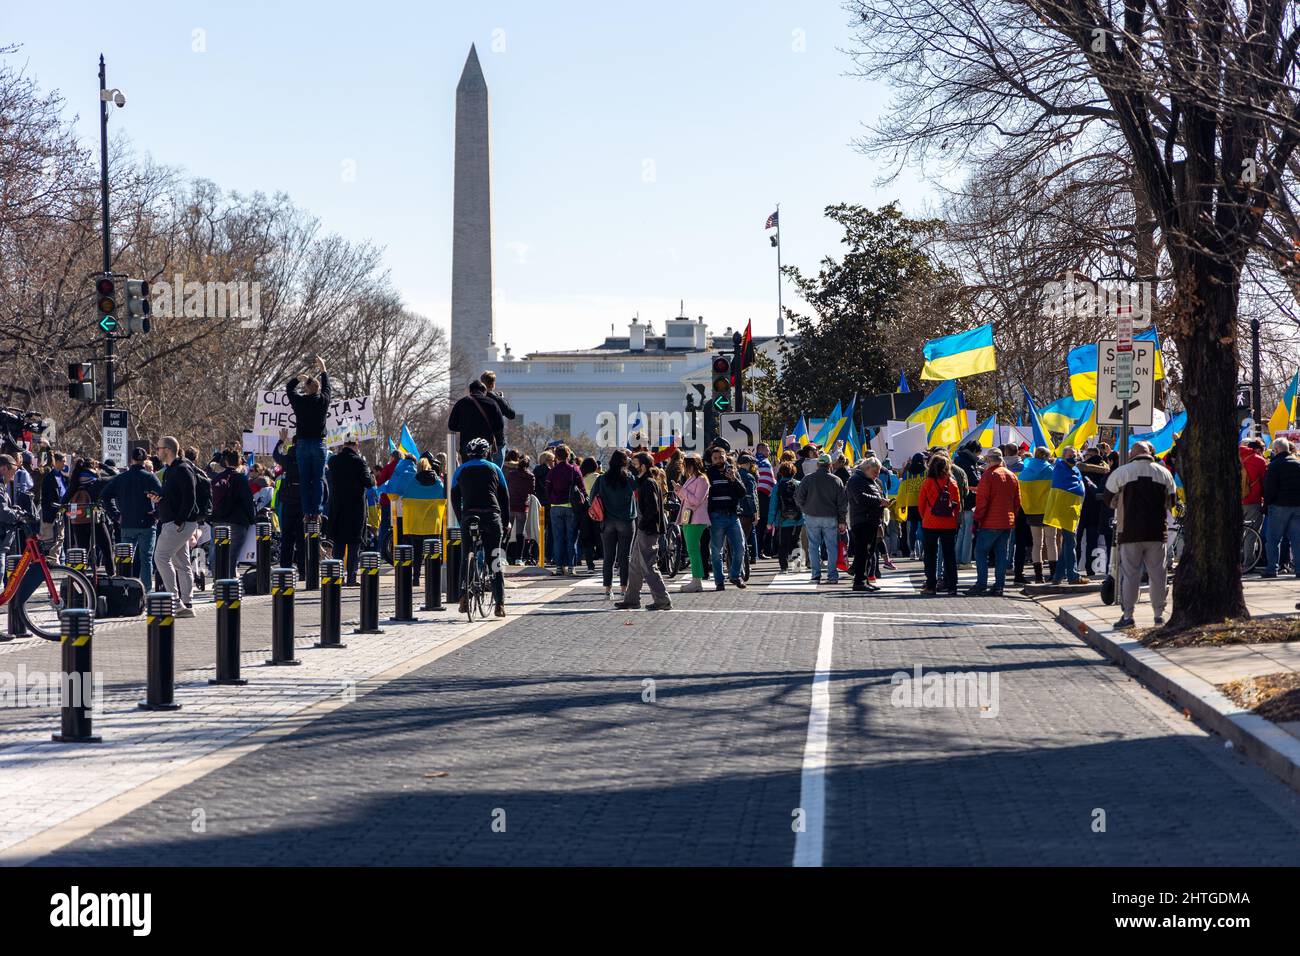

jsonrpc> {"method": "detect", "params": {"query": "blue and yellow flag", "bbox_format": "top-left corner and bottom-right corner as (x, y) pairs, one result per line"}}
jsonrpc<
(1021, 387), (1057, 455)
(1017, 456), (1054, 517)
(921, 323), (997, 381)
(1267, 372), (1297, 438)
(399, 423), (420, 459)
(956, 413), (997, 451)
(906, 380), (959, 437)
(1043, 458), (1085, 532)
(1058, 400), (1097, 451)
(1039, 396), (1091, 435)
(896, 371), (909, 394)
(1067, 328), (1165, 401)
(927, 392), (966, 447)
(1129, 410), (1187, 458)
(387, 436), (398, 455)
(794, 414), (810, 446)
(811, 401), (843, 447)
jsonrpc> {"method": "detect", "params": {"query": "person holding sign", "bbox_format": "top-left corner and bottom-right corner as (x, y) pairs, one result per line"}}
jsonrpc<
(288, 355), (332, 521)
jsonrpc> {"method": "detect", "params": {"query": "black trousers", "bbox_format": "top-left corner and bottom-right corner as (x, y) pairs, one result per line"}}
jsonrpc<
(463, 513), (505, 605)
(923, 528), (957, 592)
(851, 517), (881, 584)
(777, 525), (799, 571)
(281, 508), (304, 574)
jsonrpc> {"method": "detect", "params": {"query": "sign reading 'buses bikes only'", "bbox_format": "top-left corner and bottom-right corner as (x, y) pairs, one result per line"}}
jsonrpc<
(1096, 339), (1155, 428)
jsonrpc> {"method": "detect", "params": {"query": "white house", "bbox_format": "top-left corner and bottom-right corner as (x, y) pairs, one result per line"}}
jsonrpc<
(491, 315), (783, 452)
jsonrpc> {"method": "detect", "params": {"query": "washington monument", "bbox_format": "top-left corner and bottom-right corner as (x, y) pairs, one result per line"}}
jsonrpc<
(451, 44), (494, 391)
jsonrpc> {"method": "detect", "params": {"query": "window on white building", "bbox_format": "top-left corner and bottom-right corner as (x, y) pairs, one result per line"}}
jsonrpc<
(554, 413), (571, 434)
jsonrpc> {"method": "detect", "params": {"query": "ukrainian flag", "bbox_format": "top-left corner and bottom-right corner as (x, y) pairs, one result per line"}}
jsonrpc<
(1021, 387), (1057, 455)
(921, 323), (997, 381)
(906, 380), (959, 436)
(897, 371), (909, 393)
(811, 401), (844, 447)
(844, 413), (865, 465)
(1059, 400), (1097, 450)
(1068, 328), (1165, 401)
(1043, 457), (1085, 533)
(794, 414), (810, 446)
(956, 413), (997, 451)
(1018, 457), (1054, 517)
(927, 392), (966, 447)
(1267, 372), (1297, 439)
(1039, 396), (1091, 435)
(1129, 410), (1187, 458)
(400, 423), (420, 459)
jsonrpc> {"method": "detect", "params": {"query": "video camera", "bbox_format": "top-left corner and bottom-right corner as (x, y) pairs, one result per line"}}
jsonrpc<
(0, 407), (51, 453)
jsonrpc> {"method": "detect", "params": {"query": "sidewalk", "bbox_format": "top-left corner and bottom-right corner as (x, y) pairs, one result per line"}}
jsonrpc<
(1034, 576), (1300, 792)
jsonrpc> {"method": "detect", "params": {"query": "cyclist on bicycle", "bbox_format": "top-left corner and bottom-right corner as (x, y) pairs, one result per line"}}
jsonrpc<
(451, 437), (510, 617)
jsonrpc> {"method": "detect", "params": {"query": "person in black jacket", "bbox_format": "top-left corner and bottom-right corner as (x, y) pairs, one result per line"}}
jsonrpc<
(209, 449), (256, 578)
(99, 446), (163, 579)
(614, 452), (672, 611)
(847, 458), (889, 591)
(288, 355), (332, 520)
(273, 427), (304, 573)
(39, 451), (69, 559)
(451, 437), (510, 616)
(325, 439), (375, 585)
(151, 436), (199, 615)
(447, 380), (505, 457)
(1262, 437), (1300, 578)
(480, 370), (516, 466)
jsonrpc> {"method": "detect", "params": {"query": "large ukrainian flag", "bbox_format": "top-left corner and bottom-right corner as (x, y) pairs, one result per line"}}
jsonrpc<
(906, 380), (959, 436)
(1021, 387), (1057, 455)
(1058, 400), (1097, 450)
(811, 401), (843, 446)
(956, 413), (997, 451)
(1043, 458), (1085, 533)
(1267, 372), (1297, 439)
(921, 323), (996, 380)
(1068, 329), (1165, 400)
(1018, 457), (1054, 517)
(1039, 396), (1091, 435)
(794, 414), (810, 446)
(1129, 410), (1187, 458)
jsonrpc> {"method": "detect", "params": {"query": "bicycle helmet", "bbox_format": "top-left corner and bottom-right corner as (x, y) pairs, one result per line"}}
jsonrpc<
(464, 437), (491, 459)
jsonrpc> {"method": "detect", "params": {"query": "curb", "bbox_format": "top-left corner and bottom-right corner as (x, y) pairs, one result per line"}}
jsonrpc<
(1054, 601), (1300, 793)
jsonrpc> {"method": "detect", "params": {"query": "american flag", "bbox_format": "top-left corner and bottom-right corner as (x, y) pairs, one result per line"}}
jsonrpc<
(765, 210), (779, 230)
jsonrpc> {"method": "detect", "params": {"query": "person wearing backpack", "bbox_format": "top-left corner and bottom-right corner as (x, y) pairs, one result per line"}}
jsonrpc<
(918, 453), (961, 595)
(768, 461), (804, 572)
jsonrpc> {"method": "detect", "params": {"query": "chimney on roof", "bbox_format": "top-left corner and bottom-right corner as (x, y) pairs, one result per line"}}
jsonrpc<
(629, 316), (646, 352)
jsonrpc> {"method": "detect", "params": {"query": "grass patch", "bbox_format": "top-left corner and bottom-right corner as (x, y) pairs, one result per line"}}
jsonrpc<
(1140, 617), (1300, 649)
(1218, 672), (1300, 722)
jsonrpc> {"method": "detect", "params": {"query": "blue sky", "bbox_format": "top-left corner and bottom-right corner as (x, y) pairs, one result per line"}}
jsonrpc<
(10, 0), (935, 354)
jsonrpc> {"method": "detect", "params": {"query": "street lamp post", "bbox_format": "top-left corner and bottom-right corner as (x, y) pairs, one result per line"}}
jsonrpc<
(1251, 318), (1262, 436)
(98, 56), (125, 407)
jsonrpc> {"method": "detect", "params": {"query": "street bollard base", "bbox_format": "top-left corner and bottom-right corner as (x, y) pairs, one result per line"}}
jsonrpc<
(137, 701), (182, 712)
(386, 616), (418, 624)
(51, 733), (103, 744)
(352, 626), (384, 635)
(313, 641), (348, 649)
(421, 602), (446, 612)
(208, 677), (249, 686)
(264, 658), (302, 666)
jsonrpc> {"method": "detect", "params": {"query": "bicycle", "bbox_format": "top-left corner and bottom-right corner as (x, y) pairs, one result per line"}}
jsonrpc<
(1241, 518), (1264, 575)
(461, 516), (493, 622)
(0, 529), (96, 639)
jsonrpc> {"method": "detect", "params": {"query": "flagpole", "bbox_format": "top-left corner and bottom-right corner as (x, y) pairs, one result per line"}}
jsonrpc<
(775, 203), (784, 337)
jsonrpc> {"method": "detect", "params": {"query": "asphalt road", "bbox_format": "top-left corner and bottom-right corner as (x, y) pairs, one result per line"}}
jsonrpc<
(28, 559), (1300, 866)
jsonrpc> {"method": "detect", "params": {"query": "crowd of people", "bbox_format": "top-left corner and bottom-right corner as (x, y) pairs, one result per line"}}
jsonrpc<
(4, 359), (1297, 630)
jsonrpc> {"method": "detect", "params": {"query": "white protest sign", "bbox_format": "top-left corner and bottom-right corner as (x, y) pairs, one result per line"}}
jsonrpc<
(890, 423), (928, 461)
(253, 388), (378, 447)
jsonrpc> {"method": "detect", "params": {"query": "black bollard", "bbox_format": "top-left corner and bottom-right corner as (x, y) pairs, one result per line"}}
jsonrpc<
(4, 553), (26, 639)
(267, 567), (301, 665)
(51, 608), (102, 743)
(354, 551), (383, 634)
(139, 591), (181, 711)
(315, 557), (346, 648)
(303, 516), (322, 591)
(422, 537), (445, 611)
(212, 524), (232, 581)
(210, 578), (248, 685)
(255, 521), (272, 596)
(445, 527), (462, 605)
(388, 543), (417, 623)
(113, 542), (135, 579)
(63, 547), (89, 609)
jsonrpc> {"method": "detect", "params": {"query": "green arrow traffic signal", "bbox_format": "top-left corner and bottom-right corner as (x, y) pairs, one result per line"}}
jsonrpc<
(99, 314), (119, 333)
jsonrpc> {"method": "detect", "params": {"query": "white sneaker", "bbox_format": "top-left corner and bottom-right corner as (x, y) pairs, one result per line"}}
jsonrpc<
(680, 577), (703, 593)
(604, 587), (612, 600)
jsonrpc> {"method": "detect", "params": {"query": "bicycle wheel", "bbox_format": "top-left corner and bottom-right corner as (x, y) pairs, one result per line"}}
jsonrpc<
(19, 562), (96, 640)
(1241, 526), (1263, 574)
(472, 559), (490, 620)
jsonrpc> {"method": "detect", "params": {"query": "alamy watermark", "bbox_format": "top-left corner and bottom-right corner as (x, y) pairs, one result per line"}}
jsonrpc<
(1041, 270), (1154, 323)
(890, 664), (999, 718)
(0, 664), (103, 715)
(151, 273), (262, 327)
(594, 403), (690, 449)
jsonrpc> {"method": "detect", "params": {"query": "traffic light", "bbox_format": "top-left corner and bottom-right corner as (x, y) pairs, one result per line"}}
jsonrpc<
(711, 354), (732, 410)
(122, 278), (151, 334)
(94, 274), (120, 334)
(67, 362), (95, 402)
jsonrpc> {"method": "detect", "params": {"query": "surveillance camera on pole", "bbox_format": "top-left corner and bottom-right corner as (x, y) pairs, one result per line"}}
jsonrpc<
(100, 88), (126, 108)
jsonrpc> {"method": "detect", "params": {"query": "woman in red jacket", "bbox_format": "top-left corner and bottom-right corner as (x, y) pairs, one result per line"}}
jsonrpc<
(917, 453), (961, 595)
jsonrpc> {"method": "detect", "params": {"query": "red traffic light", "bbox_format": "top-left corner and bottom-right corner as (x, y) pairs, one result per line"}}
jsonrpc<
(711, 356), (730, 375)
(96, 276), (115, 296)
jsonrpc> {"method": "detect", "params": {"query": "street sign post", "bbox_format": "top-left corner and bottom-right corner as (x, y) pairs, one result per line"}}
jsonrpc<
(101, 408), (128, 465)
(719, 412), (761, 450)
(1096, 338), (1155, 428)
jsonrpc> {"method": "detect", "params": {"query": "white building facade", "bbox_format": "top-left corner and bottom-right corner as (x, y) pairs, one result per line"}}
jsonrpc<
(492, 316), (781, 453)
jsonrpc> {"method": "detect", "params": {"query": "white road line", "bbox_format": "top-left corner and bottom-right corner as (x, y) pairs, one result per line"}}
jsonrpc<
(767, 570), (816, 592)
(794, 611), (835, 868)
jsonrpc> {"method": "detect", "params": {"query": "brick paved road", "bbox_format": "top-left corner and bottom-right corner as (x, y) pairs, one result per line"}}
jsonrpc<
(26, 560), (1300, 865)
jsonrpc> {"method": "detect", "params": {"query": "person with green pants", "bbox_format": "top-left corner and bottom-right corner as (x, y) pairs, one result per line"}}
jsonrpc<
(674, 454), (710, 593)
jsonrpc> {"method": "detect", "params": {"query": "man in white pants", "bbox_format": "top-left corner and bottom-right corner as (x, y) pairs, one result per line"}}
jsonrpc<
(150, 436), (200, 617)
(1103, 441), (1177, 629)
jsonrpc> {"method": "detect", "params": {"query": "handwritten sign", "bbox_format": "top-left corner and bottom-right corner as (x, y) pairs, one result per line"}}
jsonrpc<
(253, 388), (378, 447)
